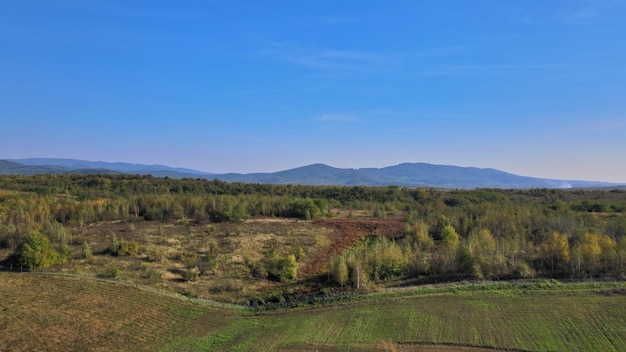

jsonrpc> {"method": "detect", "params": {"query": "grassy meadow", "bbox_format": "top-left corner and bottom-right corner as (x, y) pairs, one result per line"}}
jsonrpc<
(1, 272), (624, 351)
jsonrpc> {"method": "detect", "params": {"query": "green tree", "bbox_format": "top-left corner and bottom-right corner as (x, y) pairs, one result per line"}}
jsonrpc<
(468, 228), (500, 276)
(539, 231), (570, 274)
(82, 240), (93, 259)
(366, 238), (406, 281)
(574, 232), (617, 277)
(435, 215), (452, 239)
(406, 220), (433, 250)
(441, 225), (459, 251)
(333, 256), (349, 287)
(456, 245), (482, 279)
(438, 224), (460, 272)
(16, 232), (65, 269)
(264, 250), (298, 282)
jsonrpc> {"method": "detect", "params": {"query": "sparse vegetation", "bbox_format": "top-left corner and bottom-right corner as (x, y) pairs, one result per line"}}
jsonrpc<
(1, 174), (626, 350)
(102, 264), (119, 278)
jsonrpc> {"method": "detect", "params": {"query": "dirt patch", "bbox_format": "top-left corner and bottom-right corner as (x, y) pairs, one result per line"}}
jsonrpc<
(245, 218), (301, 224)
(301, 218), (405, 276)
(599, 288), (626, 296)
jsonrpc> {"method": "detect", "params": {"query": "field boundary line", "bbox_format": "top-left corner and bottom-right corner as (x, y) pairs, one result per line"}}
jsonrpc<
(398, 341), (547, 352)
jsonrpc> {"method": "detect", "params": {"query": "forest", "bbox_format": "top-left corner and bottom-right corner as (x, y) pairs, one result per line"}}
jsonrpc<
(1, 174), (625, 304)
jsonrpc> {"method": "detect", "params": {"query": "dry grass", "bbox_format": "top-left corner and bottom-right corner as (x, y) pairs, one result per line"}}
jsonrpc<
(51, 218), (333, 303)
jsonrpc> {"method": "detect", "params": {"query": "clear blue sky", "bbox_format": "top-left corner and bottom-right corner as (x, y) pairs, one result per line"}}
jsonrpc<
(1, 1), (625, 182)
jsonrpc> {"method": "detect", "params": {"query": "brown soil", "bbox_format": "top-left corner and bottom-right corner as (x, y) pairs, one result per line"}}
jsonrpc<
(599, 287), (626, 296)
(301, 218), (406, 276)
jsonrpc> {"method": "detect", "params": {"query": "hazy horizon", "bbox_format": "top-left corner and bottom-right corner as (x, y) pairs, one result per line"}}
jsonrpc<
(2, 1), (625, 182)
(4, 156), (626, 184)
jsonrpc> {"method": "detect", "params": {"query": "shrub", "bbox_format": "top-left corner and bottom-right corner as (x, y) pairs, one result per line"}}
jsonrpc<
(294, 245), (305, 262)
(102, 264), (120, 278)
(286, 198), (328, 220)
(117, 240), (140, 256)
(15, 232), (65, 269)
(145, 245), (164, 263)
(82, 240), (93, 259)
(260, 249), (298, 282)
(198, 254), (219, 276)
(249, 260), (268, 279)
(513, 261), (534, 279)
(125, 222), (136, 233)
(183, 254), (198, 269)
(264, 252), (298, 282)
(139, 262), (152, 277)
(332, 256), (349, 287)
(182, 268), (199, 282)
(109, 232), (120, 255)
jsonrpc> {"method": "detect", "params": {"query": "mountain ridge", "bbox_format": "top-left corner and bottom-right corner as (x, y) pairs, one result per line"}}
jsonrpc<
(9, 158), (210, 176)
(1, 158), (622, 189)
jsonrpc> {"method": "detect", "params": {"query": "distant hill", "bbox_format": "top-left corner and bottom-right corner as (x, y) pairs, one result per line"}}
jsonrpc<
(6, 158), (211, 179)
(214, 163), (617, 189)
(1, 158), (622, 189)
(0, 160), (71, 175)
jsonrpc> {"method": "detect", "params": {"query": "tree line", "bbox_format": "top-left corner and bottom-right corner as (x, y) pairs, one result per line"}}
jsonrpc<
(328, 213), (625, 288)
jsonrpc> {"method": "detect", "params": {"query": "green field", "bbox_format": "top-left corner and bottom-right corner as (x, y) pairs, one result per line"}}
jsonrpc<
(1, 272), (624, 351)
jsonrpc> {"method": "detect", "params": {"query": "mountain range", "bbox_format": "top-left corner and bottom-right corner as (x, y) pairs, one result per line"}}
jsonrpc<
(1, 158), (622, 189)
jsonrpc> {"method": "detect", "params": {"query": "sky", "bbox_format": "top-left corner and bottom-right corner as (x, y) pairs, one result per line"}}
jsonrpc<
(1, 1), (625, 182)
